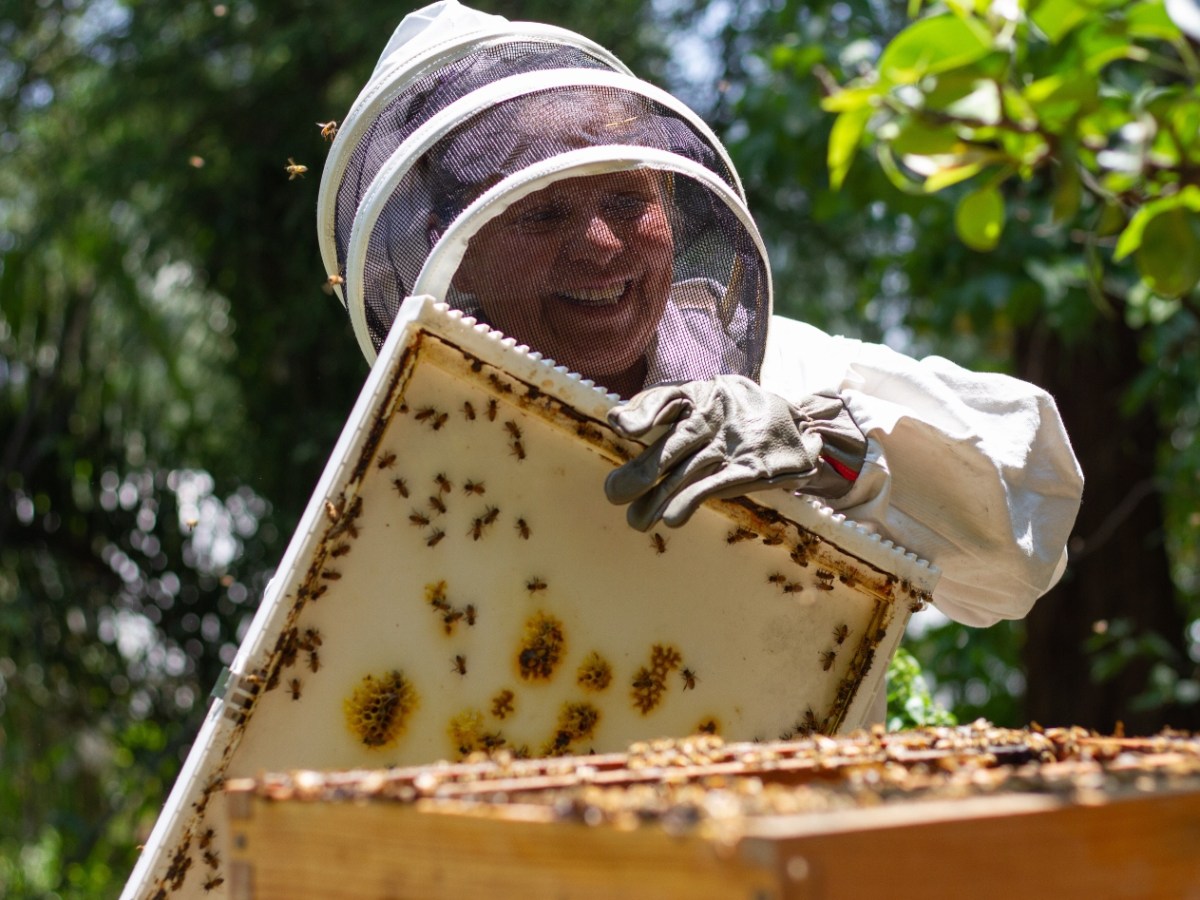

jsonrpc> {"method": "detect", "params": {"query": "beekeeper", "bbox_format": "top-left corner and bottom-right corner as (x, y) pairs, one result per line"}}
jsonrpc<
(316, 0), (1083, 628)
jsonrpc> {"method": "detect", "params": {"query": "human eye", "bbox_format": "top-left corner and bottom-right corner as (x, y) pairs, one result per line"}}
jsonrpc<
(602, 193), (653, 221)
(513, 201), (569, 232)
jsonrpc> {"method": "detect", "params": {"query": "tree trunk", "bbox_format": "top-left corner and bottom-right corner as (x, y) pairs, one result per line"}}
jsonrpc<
(1017, 316), (1196, 733)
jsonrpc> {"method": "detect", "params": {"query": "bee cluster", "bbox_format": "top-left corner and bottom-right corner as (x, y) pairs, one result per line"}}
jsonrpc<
(630, 644), (685, 715)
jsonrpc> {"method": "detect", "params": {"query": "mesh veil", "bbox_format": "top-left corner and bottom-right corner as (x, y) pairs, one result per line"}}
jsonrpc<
(322, 1), (771, 397)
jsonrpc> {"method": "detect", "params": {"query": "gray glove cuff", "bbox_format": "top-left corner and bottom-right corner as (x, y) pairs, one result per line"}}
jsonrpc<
(789, 391), (866, 500)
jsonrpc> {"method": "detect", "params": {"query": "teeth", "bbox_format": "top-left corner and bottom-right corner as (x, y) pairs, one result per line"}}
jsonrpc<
(560, 282), (628, 306)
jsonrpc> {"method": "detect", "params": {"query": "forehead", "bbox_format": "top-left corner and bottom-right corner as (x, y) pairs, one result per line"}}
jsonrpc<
(501, 169), (664, 211)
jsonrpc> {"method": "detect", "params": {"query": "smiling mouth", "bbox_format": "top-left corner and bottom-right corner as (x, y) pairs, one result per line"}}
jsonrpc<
(556, 281), (630, 307)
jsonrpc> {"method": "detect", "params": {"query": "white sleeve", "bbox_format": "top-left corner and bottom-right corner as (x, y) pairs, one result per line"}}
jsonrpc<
(760, 316), (1084, 627)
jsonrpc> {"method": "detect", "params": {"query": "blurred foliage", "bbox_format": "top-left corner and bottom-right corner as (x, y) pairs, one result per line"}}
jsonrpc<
(5, 0), (1200, 896)
(885, 646), (959, 730)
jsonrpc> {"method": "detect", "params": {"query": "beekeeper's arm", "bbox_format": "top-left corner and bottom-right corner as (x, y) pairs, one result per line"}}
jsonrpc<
(607, 315), (1084, 627)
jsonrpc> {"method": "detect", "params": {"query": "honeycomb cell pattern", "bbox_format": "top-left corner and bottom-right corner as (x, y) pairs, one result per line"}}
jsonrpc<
(517, 611), (566, 681)
(343, 670), (419, 749)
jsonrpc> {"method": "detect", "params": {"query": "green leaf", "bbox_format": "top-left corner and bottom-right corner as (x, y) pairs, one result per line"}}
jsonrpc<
(1052, 161), (1083, 222)
(828, 106), (872, 190)
(877, 14), (994, 86)
(820, 83), (885, 113)
(955, 185), (1006, 250)
(923, 160), (987, 192)
(1126, 2), (1182, 41)
(1134, 206), (1200, 297)
(1029, 0), (1092, 43)
(1114, 185), (1200, 260)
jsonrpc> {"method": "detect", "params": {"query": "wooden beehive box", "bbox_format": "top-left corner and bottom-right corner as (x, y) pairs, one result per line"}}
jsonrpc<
(223, 724), (1200, 900)
(122, 296), (938, 900)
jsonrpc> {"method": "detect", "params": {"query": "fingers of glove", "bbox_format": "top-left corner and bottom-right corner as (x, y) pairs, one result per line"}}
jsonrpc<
(624, 455), (725, 531)
(605, 429), (677, 505)
(607, 387), (692, 437)
(604, 407), (726, 504)
(659, 468), (820, 528)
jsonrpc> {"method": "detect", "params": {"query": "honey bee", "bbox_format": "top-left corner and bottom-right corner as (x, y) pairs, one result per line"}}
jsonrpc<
(515, 518), (531, 540)
(790, 548), (809, 567)
(285, 157), (307, 179)
(680, 667), (698, 691)
(320, 569), (341, 581)
(801, 707), (821, 733)
(463, 479), (485, 495)
(414, 406), (437, 422)
(203, 876), (225, 893)
(488, 373), (513, 394)
(409, 511), (430, 527)
(316, 119), (338, 141)
(392, 477), (409, 498)
(462, 401), (476, 421)
(203, 849), (220, 868)
(761, 534), (784, 546)
(767, 573), (787, 585)
(650, 532), (668, 555)
(428, 495), (446, 515)
(434, 473), (452, 494)
(482, 505), (499, 525)
(303, 627), (322, 648)
(432, 412), (449, 430)
(782, 582), (803, 594)
(442, 609), (464, 633)
(726, 527), (756, 544)
(199, 828), (215, 850)
(510, 440), (526, 461)
(308, 650), (321, 673)
(819, 650), (837, 671)
(330, 542), (350, 558)
(377, 451), (397, 469)
(469, 518), (484, 541)
(289, 678), (302, 700)
(833, 624), (850, 645)
(465, 604), (477, 626)
(814, 581), (835, 592)
(322, 274), (345, 294)
(526, 577), (547, 593)
(426, 529), (445, 547)
(452, 654), (467, 676)
(485, 398), (498, 421)
(183, 517), (199, 532)
(324, 498), (343, 523)
(504, 420), (522, 440)
(816, 569), (836, 582)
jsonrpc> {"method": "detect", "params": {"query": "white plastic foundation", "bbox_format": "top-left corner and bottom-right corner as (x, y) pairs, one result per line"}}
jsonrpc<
(122, 296), (938, 900)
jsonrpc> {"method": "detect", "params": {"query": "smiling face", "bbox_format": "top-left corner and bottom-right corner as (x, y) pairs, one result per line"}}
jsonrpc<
(452, 170), (674, 397)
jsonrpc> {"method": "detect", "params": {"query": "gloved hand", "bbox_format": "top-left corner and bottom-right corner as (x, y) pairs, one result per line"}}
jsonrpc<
(604, 375), (866, 531)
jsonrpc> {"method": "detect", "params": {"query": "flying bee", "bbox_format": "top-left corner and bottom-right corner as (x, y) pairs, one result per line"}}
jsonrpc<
(462, 401), (476, 421)
(515, 518), (531, 540)
(426, 529), (445, 547)
(323, 274), (344, 294)
(409, 511), (430, 527)
(308, 650), (321, 673)
(285, 157), (307, 180)
(650, 532), (668, 555)
(414, 406), (437, 422)
(435, 473), (452, 494)
(486, 398), (498, 421)
(526, 577), (547, 593)
(782, 582), (803, 594)
(504, 420), (522, 440)
(819, 650), (837, 671)
(680, 667), (698, 691)
(428, 495), (447, 515)
(452, 654), (467, 676)
(465, 604), (477, 626)
(463, 479), (485, 495)
(510, 440), (526, 461)
(316, 119), (338, 140)
(432, 412), (449, 430)
(833, 623), (850, 645)
(289, 678), (302, 700)
(767, 573), (787, 586)
(377, 451), (397, 469)
(392, 477), (409, 498)
(482, 505), (499, 525)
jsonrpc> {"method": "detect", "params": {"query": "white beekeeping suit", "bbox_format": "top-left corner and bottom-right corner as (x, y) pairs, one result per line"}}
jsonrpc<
(317, 0), (1084, 628)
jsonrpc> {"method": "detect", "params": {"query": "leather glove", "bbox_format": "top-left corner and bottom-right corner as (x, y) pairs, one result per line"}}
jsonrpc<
(604, 375), (866, 531)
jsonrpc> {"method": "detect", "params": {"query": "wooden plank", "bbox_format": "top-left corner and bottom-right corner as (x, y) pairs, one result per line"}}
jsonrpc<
(741, 790), (1200, 900)
(226, 794), (777, 900)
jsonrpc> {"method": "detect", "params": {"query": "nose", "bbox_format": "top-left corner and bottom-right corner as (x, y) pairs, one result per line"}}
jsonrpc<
(568, 211), (622, 266)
